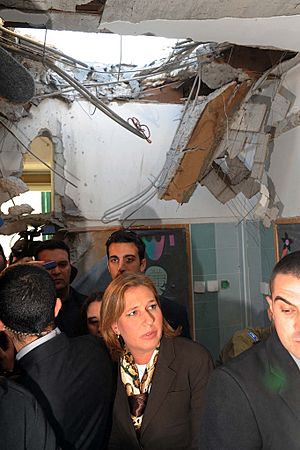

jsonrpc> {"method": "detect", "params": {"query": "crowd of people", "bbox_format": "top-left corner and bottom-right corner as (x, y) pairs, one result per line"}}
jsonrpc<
(0, 229), (299, 449)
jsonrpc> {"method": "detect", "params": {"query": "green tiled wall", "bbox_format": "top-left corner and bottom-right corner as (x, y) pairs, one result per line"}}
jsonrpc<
(191, 224), (219, 359)
(260, 223), (276, 282)
(191, 221), (276, 362)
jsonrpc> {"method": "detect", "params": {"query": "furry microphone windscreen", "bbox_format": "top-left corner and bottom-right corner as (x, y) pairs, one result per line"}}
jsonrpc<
(0, 46), (35, 103)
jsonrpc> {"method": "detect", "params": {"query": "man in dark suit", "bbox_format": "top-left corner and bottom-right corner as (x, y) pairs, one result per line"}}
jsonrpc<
(0, 377), (57, 450)
(34, 240), (87, 337)
(105, 229), (191, 338)
(0, 264), (114, 450)
(200, 251), (300, 450)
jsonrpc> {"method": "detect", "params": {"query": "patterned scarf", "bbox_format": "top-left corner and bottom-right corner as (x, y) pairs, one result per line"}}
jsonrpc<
(120, 347), (159, 435)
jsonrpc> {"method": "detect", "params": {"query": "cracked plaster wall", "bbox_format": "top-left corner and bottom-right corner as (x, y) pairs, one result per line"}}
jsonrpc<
(2, 98), (233, 225)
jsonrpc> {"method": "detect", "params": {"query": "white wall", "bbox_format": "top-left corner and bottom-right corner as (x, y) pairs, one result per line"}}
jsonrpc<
(268, 64), (300, 217)
(17, 99), (232, 225)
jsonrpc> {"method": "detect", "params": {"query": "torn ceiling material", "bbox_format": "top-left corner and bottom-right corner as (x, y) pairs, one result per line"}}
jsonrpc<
(0, 30), (299, 230)
(158, 80), (253, 203)
(158, 46), (300, 226)
(0, 25), (149, 141)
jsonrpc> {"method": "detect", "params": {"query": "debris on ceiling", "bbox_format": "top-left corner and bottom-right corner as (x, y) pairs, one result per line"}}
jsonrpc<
(0, 24), (150, 140)
(158, 46), (300, 227)
(1, 21), (300, 231)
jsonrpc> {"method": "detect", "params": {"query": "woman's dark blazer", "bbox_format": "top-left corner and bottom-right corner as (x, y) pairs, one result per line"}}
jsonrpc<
(109, 336), (214, 450)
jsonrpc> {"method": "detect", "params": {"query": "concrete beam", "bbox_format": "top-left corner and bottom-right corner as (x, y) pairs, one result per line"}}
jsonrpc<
(102, 0), (300, 22)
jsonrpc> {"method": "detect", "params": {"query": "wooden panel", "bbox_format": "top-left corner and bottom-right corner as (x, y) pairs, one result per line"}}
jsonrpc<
(162, 80), (252, 202)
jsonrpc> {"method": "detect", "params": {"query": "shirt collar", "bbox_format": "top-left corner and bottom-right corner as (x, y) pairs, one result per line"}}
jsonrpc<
(16, 327), (61, 361)
(290, 352), (300, 371)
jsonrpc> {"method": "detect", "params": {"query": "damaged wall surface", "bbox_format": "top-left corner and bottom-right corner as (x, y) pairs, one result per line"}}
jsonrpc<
(2, 98), (233, 226)
(157, 45), (300, 226)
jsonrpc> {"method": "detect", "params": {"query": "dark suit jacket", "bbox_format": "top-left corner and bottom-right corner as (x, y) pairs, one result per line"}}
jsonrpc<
(0, 377), (57, 450)
(109, 336), (214, 450)
(160, 296), (191, 339)
(17, 333), (115, 450)
(200, 331), (300, 449)
(55, 287), (87, 337)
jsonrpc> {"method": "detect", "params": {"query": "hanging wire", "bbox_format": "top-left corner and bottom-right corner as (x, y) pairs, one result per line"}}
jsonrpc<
(117, 35), (123, 82)
(0, 26), (150, 142)
(100, 166), (167, 224)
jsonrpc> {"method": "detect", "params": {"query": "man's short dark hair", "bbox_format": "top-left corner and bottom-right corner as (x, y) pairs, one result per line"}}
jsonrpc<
(270, 251), (300, 294)
(34, 240), (71, 261)
(105, 230), (145, 261)
(0, 264), (57, 335)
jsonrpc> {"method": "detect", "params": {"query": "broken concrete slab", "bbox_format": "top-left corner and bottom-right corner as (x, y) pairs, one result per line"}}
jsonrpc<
(262, 205), (280, 227)
(102, 0), (300, 22)
(226, 156), (251, 185)
(159, 80), (252, 202)
(231, 102), (268, 132)
(0, 176), (28, 198)
(200, 61), (247, 90)
(251, 133), (270, 179)
(0, 213), (59, 235)
(266, 85), (294, 127)
(8, 204), (34, 216)
(199, 165), (237, 204)
(274, 110), (300, 137)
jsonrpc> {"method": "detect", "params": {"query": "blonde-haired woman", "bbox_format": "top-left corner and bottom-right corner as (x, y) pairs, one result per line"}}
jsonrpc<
(101, 272), (213, 450)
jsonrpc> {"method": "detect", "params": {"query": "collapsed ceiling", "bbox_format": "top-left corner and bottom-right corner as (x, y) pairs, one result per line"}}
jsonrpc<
(1, 2), (300, 235)
(158, 45), (300, 227)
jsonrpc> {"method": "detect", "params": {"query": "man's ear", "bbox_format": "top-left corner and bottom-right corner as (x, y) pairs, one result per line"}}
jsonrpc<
(140, 258), (147, 273)
(54, 298), (62, 317)
(266, 295), (273, 315)
(0, 320), (5, 331)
